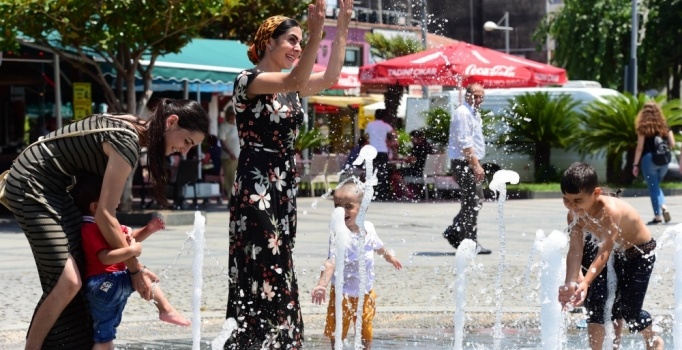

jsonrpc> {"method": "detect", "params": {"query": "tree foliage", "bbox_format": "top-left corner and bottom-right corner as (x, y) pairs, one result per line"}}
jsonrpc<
(534, 0), (682, 96)
(0, 0), (239, 114)
(533, 0), (631, 91)
(364, 33), (423, 127)
(499, 92), (581, 182)
(423, 107), (451, 149)
(638, 0), (682, 98)
(365, 32), (423, 60)
(201, 1), (310, 43)
(575, 93), (682, 184)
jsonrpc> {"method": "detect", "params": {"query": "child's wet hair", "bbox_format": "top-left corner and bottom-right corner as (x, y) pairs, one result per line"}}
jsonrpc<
(334, 181), (364, 201)
(70, 172), (104, 215)
(560, 162), (598, 195)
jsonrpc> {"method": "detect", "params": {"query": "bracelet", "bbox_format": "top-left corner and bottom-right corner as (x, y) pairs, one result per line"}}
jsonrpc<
(130, 265), (146, 277)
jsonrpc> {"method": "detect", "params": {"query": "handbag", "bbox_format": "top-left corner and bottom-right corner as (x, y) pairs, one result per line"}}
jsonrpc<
(0, 127), (137, 210)
(0, 169), (10, 210)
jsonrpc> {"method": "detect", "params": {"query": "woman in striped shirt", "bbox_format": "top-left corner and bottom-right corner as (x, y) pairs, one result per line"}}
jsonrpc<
(4, 98), (208, 349)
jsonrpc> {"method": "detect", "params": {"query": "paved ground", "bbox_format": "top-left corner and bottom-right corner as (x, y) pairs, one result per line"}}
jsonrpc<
(0, 193), (680, 348)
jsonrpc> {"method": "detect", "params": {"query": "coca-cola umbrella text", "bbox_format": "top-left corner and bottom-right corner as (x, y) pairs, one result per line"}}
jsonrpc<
(359, 42), (567, 88)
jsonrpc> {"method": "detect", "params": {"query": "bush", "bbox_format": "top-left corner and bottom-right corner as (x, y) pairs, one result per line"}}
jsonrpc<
(423, 107), (450, 150)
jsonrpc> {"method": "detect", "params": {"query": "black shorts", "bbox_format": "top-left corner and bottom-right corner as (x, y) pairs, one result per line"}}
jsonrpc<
(582, 236), (656, 333)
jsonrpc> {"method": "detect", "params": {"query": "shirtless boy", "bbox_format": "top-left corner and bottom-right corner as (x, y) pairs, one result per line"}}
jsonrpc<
(558, 162), (663, 350)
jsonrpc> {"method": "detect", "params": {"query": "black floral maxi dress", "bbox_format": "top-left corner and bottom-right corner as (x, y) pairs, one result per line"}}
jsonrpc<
(225, 68), (304, 349)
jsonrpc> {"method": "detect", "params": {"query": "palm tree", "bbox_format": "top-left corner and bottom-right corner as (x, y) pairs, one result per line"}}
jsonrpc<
(578, 93), (647, 185)
(578, 94), (682, 185)
(496, 92), (581, 182)
(364, 33), (423, 127)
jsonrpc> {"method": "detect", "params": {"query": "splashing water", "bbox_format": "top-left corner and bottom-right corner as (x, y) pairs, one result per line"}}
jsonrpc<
(454, 239), (477, 350)
(322, 145), (378, 350)
(602, 254), (617, 349)
(352, 145), (377, 350)
(534, 229), (567, 349)
(211, 318), (238, 350)
(663, 224), (682, 349)
(489, 170), (519, 348)
(330, 207), (352, 350)
(188, 211), (206, 350)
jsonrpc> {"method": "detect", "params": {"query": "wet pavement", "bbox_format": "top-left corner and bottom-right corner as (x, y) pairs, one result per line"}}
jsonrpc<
(1, 194), (679, 349)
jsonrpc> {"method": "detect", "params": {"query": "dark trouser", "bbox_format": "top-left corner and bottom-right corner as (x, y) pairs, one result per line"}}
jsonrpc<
(582, 236), (656, 333)
(443, 159), (484, 249)
(373, 152), (391, 200)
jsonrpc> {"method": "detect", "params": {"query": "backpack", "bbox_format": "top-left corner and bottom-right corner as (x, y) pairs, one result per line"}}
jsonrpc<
(652, 135), (672, 166)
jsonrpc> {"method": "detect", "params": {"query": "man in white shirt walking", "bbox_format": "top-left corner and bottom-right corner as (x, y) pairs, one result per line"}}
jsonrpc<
(443, 83), (492, 254)
(364, 109), (396, 200)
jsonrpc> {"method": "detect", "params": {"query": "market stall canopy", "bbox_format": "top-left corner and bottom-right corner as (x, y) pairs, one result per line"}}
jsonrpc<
(359, 42), (567, 88)
(362, 94), (409, 118)
(307, 94), (383, 108)
(106, 39), (253, 93)
(312, 64), (360, 89)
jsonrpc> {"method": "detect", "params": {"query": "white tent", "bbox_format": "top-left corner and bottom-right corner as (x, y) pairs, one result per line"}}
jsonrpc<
(362, 94), (410, 118)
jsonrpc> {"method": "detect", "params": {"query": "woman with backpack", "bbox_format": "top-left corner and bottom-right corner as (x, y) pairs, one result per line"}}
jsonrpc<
(632, 101), (676, 225)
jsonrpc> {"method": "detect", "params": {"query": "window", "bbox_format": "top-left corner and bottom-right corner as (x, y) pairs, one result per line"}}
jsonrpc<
(344, 46), (362, 67)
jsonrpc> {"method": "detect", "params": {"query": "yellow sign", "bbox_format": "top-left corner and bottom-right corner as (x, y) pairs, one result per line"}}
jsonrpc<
(357, 105), (375, 131)
(73, 82), (91, 120)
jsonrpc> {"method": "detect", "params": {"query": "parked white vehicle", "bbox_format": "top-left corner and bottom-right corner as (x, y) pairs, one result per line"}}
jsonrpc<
(407, 86), (623, 182)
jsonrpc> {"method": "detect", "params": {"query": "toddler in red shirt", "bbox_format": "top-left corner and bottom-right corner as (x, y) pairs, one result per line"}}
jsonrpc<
(71, 173), (189, 348)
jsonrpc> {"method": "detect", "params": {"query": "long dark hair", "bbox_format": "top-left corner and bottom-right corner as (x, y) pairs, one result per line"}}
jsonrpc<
(146, 99), (209, 205)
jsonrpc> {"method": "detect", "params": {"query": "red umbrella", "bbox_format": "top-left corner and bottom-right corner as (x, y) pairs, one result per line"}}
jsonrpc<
(312, 64), (360, 89)
(359, 42), (567, 88)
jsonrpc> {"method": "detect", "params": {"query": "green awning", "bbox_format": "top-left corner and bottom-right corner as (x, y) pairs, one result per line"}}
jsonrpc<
(141, 39), (252, 84)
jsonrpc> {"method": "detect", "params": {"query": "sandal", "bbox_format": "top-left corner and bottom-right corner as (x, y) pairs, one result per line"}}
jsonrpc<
(663, 208), (671, 223)
(647, 218), (662, 225)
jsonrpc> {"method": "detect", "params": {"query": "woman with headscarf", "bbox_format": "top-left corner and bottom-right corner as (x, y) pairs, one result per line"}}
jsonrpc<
(224, 0), (353, 348)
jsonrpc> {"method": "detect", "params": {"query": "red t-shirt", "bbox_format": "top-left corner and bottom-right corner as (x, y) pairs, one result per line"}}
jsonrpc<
(81, 217), (127, 278)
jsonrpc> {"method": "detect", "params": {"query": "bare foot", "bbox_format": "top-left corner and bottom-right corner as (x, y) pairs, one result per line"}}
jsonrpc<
(159, 309), (191, 326)
(649, 335), (664, 350)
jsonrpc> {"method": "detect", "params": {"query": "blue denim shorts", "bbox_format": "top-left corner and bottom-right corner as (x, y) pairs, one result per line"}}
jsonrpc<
(85, 270), (135, 343)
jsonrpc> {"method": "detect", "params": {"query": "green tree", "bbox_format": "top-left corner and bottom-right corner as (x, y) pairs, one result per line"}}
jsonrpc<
(364, 33), (423, 127)
(534, 0), (682, 96)
(497, 92), (581, 182)
(638, 0), (682, 99)
(577, 94), (682, 185)
(0, 0), (239, 114)
(422, 107), (450, 150)
(578, 93), (648, 185)
(201, 1), (310, 43)
(533, 0), (631, 91)
(0, 0), (240, 212)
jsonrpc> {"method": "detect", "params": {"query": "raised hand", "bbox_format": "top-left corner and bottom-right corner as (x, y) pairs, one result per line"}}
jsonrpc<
(306, 0), (326, 40)
(336, 0), (354, 26)
(146, 216), (165, 234)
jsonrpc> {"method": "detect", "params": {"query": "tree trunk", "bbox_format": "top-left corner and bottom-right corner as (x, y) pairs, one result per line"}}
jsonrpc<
(619, 148), (636, 186)
(670, 64), (681, 101)
(137, 70), (154, 116)
(119, 69), (139, 213)
(533, 142), (552, 182)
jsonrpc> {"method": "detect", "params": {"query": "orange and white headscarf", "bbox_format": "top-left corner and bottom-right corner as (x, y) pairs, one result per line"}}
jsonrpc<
(247, 16), (289, 64)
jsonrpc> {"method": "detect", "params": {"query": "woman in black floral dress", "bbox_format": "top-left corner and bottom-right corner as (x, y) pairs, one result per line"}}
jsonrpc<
(224, 0), (353, 348)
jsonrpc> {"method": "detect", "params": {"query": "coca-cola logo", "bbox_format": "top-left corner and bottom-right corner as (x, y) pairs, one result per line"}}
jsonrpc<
(387, 68), (438, 77)
(464, 64), (516, 77)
